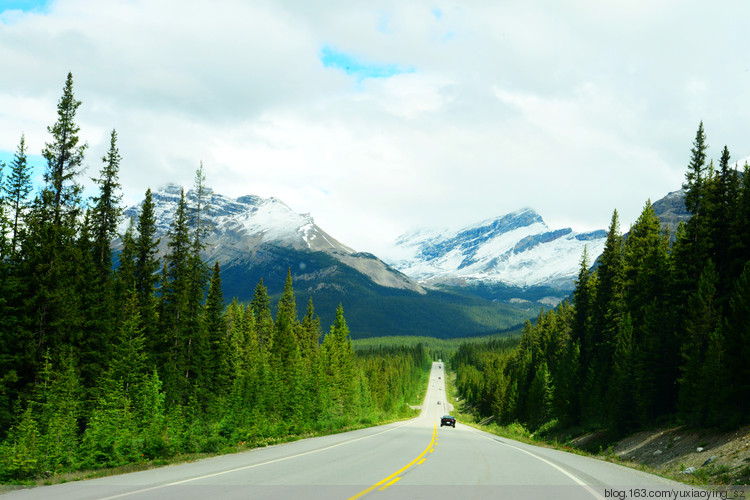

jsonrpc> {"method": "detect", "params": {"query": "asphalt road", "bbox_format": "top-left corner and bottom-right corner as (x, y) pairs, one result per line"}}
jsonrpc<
(3, 362), (706, 500)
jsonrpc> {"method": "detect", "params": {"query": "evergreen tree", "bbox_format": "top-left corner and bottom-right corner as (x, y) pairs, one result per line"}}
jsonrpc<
(34, 349), (81, 474)
(106, 293), (148, 399)
(622, 201), (674, 421)
(526, 361), (553, 431)
(18, 72), (89, 376)
(724, 262), (750, 424)
(607, 314), (636, 432)
(159, 189), (192, 402)
(251, 279), (274, 347)
(570, 247), (595, 424)
(129, 188), (161, 356)
(3, 134), (33, 255)
(0, 160), (6, 260)
(300, 297), (321, 357)
(729, 163), (750, 279)
(90, 129), (123, 275)
(585, 210), (624, 426)
(41, 72), (87, 227)
(270, 270), (303, 421)
(321, 304), (357, 417)
(683, 121), (708, 214)
(204, 262), (228, 397)
(679, 260), (720, 424)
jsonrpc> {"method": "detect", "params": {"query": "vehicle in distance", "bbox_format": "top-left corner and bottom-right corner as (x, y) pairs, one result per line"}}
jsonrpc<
(441, 415), (456, 427)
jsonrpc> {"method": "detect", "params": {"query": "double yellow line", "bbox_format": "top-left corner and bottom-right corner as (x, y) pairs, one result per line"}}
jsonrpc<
(348, 423), (437, 500)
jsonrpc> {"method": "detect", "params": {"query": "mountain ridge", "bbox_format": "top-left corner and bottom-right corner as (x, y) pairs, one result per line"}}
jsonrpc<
(390, 208), (608, 292)
(118, 185), (540, 338)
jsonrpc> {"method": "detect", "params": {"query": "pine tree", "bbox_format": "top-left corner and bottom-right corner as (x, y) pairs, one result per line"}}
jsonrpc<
(90, 129), (123, 275)
(0, 149), (25, 436)
(34, 349), (81, 474)
(18, 72), (89, 376)
(41, 72), (87, 227)
(3, 134), (33, 255)
(270, 270), (303, 421)
(174, 166), (213, 404)
(159, 189), (191, 402)
(0, 406), (42, 480)
(570, 247), (595, 424)
(607, 314), (636, 432)
(251, 279), (274, 347)
(526, 361), (553, 431)
(321, 304), (357, 417)
(204, 262), (228, 397)
(683, 121), (708, 215)
(300, 297), (321, 357)
(0, 159), (7, 260)
(107, 292), (148, 398)
(585, 210), (624, 426)
(622, 201), (674, 421)
(724, 262), (750, 424)
(729, 163), (750, 280)
(130, 188), (161, 356)
(679, 260), (720, 424)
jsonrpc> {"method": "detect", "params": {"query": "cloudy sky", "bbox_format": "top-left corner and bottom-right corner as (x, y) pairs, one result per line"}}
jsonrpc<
(1, 0), (749, 259)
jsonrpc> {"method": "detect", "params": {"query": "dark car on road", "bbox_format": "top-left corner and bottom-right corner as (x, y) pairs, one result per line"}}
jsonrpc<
(440, 415), (456, 427)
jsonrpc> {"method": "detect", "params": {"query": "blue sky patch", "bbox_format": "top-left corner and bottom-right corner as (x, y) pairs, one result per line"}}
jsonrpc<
(0, 150), (45, 189)
(0, 0), (50, 13)
(320, 45), (414, 81)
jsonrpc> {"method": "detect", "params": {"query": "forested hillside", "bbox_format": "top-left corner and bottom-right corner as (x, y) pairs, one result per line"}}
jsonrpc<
(455, 123), (750, 434)
(0, 74), (432, 481)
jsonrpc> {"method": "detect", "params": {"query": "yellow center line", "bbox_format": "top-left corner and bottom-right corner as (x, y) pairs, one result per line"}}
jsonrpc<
(348, 423), (437, 500)
(378, 477), (402, 490)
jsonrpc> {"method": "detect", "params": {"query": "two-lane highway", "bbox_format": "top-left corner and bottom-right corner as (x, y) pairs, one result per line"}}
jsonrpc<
(3, 362), (704, 499)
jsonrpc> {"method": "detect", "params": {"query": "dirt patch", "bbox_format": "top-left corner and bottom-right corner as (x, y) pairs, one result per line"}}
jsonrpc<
(607, 425), (750, 484)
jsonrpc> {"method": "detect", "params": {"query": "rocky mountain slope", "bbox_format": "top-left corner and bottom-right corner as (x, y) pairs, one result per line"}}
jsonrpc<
(118, 185), (695, 338)
(122, 184), (423, 294)
(118, 185), (536, 338)
(390, 208), (608, 293)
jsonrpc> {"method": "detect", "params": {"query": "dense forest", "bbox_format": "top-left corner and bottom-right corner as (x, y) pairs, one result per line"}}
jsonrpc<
(0, 74), (432, 481)
(455, 122), (750, 435)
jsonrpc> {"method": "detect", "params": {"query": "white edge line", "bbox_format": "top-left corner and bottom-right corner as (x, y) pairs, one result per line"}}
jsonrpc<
(99, 420), (413, 500)
(468, 426), (604, 500)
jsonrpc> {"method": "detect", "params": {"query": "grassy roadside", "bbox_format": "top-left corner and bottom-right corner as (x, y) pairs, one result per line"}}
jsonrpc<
(3, 410), (421, 489)
(442, 366), (750, 489)
(5, 359), (433, 488)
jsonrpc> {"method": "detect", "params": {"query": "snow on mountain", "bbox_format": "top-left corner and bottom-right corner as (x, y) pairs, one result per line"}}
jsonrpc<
(120, 184), (423, 294)
(123, 183), (353, 254)
(391, 208), (607, 291)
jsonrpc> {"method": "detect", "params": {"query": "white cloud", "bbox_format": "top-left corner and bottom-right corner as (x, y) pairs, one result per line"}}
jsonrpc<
(1, 0), (749, 256)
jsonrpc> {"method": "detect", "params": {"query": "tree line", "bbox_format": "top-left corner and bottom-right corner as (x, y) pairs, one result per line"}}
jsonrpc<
(454, 122), (750, 435)
(0, 73), (432, 481)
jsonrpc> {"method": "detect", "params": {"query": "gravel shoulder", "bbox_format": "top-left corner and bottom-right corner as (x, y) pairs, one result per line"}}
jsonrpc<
(571, 424), (750, 485)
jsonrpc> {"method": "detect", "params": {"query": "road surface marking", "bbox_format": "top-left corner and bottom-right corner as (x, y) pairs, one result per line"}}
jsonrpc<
(378, 477), (401, 490)
(469, 427), (604, 500)
(348, 423), (437, 500)
(98, 420), (414, 500)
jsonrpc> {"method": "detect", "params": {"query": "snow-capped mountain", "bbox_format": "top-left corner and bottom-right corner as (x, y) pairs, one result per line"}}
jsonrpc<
(391, 208), (608, 292)
(120, 184), (424, 294)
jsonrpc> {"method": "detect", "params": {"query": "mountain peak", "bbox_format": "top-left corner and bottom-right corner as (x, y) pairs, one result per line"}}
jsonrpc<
(392, 207), (605, 291)
(120, 187), (424, 295)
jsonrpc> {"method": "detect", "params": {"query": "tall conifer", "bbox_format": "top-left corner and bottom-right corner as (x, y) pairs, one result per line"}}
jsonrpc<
(3, 135), (33, 255)
(41, 72), (87, 226)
